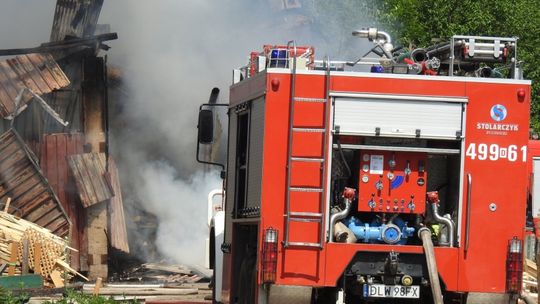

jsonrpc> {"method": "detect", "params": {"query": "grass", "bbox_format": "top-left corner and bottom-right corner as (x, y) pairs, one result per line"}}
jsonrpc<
(0, 288), (138, 304)
(43, 290), (139, 303)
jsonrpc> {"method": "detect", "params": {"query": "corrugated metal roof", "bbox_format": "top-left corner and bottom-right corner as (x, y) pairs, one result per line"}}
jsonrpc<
(0, 53), (70, 118)
(68, 153), (113, 208)
(41, 133), (85, 270)
(0, 129), (70, 237)
(50, 0), (104, 42)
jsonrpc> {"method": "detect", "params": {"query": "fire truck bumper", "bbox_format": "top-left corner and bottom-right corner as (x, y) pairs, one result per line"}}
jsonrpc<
(466, 292), (515, 304)
(267, 285), (312, 304)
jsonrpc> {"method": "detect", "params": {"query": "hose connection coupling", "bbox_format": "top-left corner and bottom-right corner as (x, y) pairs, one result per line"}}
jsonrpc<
(343, 187), (356, 200)
(426, 191), (440, 205)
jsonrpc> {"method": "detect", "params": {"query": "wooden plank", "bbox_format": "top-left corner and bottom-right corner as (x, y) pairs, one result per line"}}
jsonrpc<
(45, 134), (58, 193)
(107, 157), (129, 253)
(18, 191), (51, 217)
(3, 197), (11, 213)
(0, 61), (21, 103)
(68, 153), (113, 208)
(34, 243), (42, 275)
(71, 156), (90, 206)
(89, 153), (110, 202)
(0, 149), (29, 172)
(16, 55), (50, 94)
(34, 208), (64, 228)
(7, 57), (39, 94)
(22, 239), (29, 274)
(8, 177), (44, 202)
(50, 270), (64, 288)
(93, 277), (103, 295)
(8, 242), (18, 276)
(26, 54), (57, 92)
(81, 288), (199, 296)
(56, 135), (68, 209)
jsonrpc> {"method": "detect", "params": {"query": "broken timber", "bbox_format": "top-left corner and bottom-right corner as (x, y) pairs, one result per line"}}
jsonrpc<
(0, 129), (70, 237)
(68, 153), (113, 208)
(0, 33), (118, 57)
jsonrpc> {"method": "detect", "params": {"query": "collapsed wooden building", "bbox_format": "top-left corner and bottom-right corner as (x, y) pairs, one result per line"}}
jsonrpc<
(0, 0), (128, 280)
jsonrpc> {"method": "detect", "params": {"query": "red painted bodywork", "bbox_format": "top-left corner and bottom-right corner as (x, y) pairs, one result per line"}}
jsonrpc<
(221, 69), (531, 302)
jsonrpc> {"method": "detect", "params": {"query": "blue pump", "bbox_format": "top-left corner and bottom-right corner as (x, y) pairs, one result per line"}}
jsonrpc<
(343, 216), (415, 245)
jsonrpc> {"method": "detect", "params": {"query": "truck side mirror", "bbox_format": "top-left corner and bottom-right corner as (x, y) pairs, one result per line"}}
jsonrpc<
(198, 109), (214, 144)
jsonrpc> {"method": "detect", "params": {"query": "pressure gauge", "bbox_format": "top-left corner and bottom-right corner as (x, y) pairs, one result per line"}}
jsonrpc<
(361, 175), (369, 183)
(362, 164), (369, 172)
(363, 154), (370, 162)
(387, 172), (394, 180)
(388, 159), (396, 169)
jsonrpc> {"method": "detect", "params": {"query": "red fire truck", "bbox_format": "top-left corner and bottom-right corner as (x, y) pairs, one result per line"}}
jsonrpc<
(198, 29), (532, 303)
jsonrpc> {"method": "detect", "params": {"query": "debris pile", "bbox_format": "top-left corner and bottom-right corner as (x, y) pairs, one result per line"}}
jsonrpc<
(0, 0), (126, 285)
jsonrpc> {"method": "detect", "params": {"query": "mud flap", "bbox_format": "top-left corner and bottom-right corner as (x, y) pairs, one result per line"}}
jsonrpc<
(466, 292), (515, 304)
(268, 285), (312, 304)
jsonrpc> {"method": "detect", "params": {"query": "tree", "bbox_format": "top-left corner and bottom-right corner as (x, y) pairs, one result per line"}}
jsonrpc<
(370, 0), (540, 132)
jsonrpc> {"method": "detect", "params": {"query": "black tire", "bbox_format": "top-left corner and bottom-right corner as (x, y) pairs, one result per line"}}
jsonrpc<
(315, 288), (338, 304)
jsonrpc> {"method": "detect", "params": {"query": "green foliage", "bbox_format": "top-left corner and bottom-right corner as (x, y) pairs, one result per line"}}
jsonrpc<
(43, 289), (137, 304)
(372, 0), (540, 131)
(302, 0), (540, 131)
(0, 286), (30, 304)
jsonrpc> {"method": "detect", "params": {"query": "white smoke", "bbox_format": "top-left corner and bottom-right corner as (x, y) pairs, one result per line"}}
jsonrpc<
(0, 0), (55, 49)
(135, 162), (221, 266)
(0, 0), (376, 267)
(98, 0), (375, 266)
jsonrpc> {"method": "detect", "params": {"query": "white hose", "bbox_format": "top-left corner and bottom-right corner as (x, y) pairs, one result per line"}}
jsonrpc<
(419, 227), (444, 304)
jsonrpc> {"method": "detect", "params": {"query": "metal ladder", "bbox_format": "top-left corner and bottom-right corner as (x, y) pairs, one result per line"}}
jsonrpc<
(283, 41), (331, 249)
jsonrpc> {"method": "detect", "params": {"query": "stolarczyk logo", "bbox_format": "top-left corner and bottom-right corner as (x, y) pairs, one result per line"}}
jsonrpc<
(490, 104), (507, 122)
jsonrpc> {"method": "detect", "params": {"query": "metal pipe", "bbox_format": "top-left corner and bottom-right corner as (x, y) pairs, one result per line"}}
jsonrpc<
(419, 227), (444, 304)
(520, 292), (536, 304)
(431, 202), (455, 247)
(352, 28), (392, 45)
(465, 173), (472, 255)
(411, 48), (427, 62)
(329, 197), (352, 242)
(426, 41), (464, 58)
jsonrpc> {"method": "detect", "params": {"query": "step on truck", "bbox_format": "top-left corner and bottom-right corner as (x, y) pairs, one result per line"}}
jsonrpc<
(197, 29), (532, 303)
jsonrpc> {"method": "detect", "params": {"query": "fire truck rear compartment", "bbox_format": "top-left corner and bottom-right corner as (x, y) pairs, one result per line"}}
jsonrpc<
(330, 137), (462, 247)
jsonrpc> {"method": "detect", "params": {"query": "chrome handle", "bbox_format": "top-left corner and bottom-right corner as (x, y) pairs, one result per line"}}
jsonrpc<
(464, 173), (472, 256)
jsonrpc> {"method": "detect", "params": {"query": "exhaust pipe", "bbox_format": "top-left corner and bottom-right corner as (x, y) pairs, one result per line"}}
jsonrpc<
(208, 87), (220, 104)
(427, 191), (455, 247)
(419, 227), (444, 304)
(329, 188), (355, 242)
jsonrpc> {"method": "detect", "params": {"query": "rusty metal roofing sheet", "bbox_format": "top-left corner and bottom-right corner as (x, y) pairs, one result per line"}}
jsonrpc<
(50, 0), (104, 42)
(41, 133), (85, 269)
(68, 153), (113, 208)
(0, 129), (70, 237)
(0, 53), (70, 118)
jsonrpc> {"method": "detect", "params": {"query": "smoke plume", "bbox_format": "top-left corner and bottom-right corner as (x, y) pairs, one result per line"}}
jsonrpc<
(99, 0), (376, 266)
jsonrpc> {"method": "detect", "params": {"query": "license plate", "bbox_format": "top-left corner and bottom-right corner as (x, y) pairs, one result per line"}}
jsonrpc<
(363, 284), (420, 298)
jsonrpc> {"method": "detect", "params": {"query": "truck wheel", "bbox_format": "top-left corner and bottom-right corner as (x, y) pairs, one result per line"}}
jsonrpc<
(315, 288), (337, 303)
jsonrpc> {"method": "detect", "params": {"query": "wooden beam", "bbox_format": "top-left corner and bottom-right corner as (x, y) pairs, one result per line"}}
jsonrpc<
(93, 277), (102, 295)
(8, 242), (18, 276)
(0, 33), (118, 56)
(34, 243), (42, 275)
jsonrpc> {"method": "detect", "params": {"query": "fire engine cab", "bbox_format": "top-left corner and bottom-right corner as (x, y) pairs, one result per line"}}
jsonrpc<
(198, 29), (532, 304)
